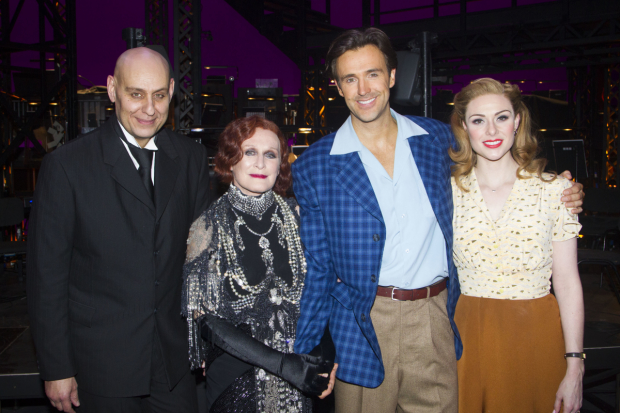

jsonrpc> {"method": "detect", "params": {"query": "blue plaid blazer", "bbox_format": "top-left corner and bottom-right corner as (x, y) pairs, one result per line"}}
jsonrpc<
(293, 115), (463, 388)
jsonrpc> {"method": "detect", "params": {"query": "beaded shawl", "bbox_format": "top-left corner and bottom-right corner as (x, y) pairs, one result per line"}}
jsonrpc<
(182, 186), (310, 413)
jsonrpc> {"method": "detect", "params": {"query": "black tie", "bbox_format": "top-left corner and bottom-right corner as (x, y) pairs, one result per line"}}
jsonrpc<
(123, 137), (156, 202)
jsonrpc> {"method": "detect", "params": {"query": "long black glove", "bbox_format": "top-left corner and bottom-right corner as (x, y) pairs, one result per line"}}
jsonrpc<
(199, 314), (332, 396)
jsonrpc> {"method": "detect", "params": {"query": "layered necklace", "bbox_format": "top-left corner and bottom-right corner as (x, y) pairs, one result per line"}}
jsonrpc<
(227, 183), (274, 220)
(217, 185), (306, 305)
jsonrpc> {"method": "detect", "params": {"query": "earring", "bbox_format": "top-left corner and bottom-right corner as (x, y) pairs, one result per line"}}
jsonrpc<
(514, 130), (517, 136)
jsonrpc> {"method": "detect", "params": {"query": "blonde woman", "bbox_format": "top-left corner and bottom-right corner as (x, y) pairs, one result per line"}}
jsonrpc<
(450, 78), (584, 413)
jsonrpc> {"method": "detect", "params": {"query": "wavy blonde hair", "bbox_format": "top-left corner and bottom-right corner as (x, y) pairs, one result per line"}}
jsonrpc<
(449, 78), (554, 192)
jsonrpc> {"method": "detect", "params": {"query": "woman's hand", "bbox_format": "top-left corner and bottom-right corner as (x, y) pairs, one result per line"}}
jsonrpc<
(318, 363), (338, 399)
(553, 360), (584, 413)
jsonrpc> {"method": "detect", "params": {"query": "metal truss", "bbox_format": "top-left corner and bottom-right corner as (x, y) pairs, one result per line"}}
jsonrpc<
(146, 0), (169, 53)
(604, 63), (619, 186)
(173, 0), (201, 132)
(301, 70), (328, 145)
(0, 0), (77, 171)
(432, 16), (620, 77)
(568, 67), (599, 180)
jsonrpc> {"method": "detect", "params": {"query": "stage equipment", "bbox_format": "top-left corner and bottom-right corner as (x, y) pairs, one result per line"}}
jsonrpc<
(0, 197), (26, 281)
(173, 0), (202, 133)
(77, 92), (112, 135)
(200, 84), (233, 127)
(393, 50), (422, 107)
(145, 0), (168, 53)
(393, 32), (437, 118)
(301, 70), (330, 145)
(238, 88), (284, 124)
(552, 140), (588, 181)
(0, 0), (78, 196)
(569, 64), (619, 188)
(122, 27), (146, 49)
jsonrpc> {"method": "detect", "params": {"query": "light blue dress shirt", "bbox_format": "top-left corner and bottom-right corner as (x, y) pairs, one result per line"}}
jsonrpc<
(330, 109), (448, 289)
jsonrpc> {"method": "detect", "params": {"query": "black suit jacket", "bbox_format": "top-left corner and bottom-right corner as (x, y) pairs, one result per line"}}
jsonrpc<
(27, 116), (211, 397)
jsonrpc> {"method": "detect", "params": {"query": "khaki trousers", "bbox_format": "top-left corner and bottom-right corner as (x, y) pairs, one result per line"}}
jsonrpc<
(335, 289), (457, 413)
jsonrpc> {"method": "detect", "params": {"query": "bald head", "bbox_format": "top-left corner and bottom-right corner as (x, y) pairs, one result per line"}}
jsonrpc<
(114, 47), (171, 83)
(107, 47), (175, 146)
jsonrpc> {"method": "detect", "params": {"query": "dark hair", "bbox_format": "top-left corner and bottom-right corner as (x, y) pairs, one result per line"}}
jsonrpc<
(215, 116), (292, 197)
(325, 28), (398, 81)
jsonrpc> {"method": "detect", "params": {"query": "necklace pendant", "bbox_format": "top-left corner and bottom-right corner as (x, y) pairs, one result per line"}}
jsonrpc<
(269, 288), (283, 305)
(259, 236), (270, 249)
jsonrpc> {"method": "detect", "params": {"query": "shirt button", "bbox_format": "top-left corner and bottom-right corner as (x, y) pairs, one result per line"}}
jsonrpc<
(361, 314), (366, 322)
(155, 280), (160, 286)
(371, 274), (376, 283)
(373, 234), (380, 242)
(153, 309), (157, 314)
(405, 249), (410, 254)
(154, 250), (159, 256)
(401, 214), (406, 218)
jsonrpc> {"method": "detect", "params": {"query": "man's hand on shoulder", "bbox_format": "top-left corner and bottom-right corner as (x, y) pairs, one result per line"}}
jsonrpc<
(45, 377), (79, 412)
(559, 170), (584, 214)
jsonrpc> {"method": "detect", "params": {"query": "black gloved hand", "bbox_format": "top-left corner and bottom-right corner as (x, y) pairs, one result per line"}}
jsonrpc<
(278, 353), (332, 395)
(198, 314), (331, 396)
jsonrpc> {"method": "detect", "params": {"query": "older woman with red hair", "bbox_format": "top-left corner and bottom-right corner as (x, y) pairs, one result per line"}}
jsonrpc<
(182, 116), (336, 413)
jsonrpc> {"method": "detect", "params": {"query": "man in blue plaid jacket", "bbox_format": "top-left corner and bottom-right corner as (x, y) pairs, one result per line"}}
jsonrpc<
(292, 28), (583, 413)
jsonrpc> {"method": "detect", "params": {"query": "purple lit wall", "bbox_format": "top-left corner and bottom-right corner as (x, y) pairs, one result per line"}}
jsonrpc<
(9, 0), (566, 97)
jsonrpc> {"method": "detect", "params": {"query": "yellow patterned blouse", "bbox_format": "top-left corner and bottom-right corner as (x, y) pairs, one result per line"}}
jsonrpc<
(451, 171), (581, 300)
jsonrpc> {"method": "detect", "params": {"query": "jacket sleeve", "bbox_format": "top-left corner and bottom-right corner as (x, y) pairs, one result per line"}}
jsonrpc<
(292, 159), (336, 354)
(192, 143), (211, 221)
(27, 153), (77, 381)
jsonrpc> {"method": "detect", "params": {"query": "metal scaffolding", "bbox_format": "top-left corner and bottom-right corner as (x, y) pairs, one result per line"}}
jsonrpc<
(146, 0), (169, 53)
(604, 63), (619, 186)
(0, 0), (77, 193)
(173, 0), (202, 132)
(301, 69), (328, 145)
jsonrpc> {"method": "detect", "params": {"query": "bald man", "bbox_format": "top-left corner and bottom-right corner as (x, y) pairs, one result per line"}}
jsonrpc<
(27, 47), (210, 413)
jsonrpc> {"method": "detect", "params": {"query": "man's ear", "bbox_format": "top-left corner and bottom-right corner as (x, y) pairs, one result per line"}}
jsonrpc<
(168, 78), (175, 102)
(107, 75), (116, 102)
(335, 80), (344, 97)
(389, 68), (396, 88)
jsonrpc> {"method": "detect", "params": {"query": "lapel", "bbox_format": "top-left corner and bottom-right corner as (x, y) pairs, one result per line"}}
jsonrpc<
(407, 132), (452, 239)
(102, 116), (155, 215)
(331, 151), (384, 223)
(153, 128), (180, 222)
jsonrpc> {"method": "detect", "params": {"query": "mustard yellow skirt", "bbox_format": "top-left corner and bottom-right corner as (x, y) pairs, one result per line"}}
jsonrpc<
(455, 293), (566, 413)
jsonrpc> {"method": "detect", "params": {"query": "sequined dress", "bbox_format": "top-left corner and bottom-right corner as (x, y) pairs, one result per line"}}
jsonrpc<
(182, 185), (310, 413)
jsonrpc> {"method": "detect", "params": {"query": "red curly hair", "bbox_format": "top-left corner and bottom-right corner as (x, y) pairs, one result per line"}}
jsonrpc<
(215, 116), (292, 197)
